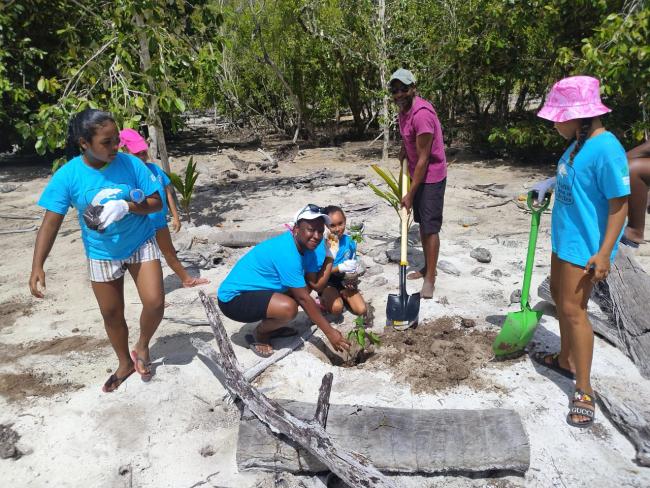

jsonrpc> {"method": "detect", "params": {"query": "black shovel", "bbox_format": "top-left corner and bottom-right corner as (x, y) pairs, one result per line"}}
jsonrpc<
(386, 161), (420, 330)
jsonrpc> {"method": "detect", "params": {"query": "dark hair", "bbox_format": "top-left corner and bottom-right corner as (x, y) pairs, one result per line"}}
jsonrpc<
(324, 205), (345, 218)
(567, 118), (592, 166)
(65, 109), (115, 160)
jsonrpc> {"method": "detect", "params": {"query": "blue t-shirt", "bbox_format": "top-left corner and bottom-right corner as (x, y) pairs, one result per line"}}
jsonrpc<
(303, 234), (357, 272)
(217, 231), (318, 302)
(38, 153), (160, 260)
(551, 131), (630, 267)
(145, 162), (170, 230)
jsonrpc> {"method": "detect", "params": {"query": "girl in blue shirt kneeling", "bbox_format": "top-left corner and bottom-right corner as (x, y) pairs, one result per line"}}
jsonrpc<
(29, 109), (166, 392)
(531, 76), (630, 428)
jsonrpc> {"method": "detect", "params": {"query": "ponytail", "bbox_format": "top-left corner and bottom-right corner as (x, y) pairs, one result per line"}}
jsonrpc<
(64, 108), (115, 161)
(567, 118), (592, 166)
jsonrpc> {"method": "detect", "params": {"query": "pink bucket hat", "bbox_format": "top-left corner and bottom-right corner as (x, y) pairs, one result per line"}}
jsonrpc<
(119, 128), (149, 154)
(537, 76), (611, 123)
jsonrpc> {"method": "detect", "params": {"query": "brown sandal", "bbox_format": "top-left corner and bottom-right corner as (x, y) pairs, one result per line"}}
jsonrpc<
(102, 367), (135, 393)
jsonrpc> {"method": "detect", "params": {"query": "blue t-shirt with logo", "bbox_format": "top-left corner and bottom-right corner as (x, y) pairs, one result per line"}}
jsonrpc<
(145, 162), (170, 230)
(551, 131), (630, 267)
(218, 231), (318, 302)
(38, 152), (160, 260)
(303, 233), (357, 272)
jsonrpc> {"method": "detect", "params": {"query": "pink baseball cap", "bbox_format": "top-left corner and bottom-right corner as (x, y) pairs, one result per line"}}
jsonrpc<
(537, 76), (611, 123)
(119, 128), (149, 154)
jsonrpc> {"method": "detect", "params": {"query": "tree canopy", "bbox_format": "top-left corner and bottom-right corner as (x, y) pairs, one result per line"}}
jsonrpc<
(1, 0), (648, 163)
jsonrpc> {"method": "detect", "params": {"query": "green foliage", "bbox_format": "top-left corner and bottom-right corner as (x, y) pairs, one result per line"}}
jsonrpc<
(368, 164), (413, 225)
(168, 157), (199, 221)
(349, 223), (365, 244)
(347, 315), (381, 349)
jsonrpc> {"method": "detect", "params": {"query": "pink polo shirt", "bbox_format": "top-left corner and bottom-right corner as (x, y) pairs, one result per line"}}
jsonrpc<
(398, 96), (447, 183)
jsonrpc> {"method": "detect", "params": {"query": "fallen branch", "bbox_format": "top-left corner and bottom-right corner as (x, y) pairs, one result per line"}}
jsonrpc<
(192, 290), (397, 488)
(0, 213), (40, 220)
(256, 148), (276, 165)
(468, 198), (512, 209)
(0, 225), (37, 234)
(465, 184), (509, 198)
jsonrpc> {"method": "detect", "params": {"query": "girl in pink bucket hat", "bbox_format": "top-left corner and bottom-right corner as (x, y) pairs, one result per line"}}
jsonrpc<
(119, 128), (209, 288)
(531, 76), (630, 428)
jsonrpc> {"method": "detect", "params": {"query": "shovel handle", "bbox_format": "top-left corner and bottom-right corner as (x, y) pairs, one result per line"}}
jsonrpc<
(400, 160), (409, 266)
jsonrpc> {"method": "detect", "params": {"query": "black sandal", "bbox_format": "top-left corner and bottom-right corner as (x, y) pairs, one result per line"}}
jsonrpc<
(102, 367), (135, 393)
(531, 352), (575, 380)
(566, 389), (596, 428)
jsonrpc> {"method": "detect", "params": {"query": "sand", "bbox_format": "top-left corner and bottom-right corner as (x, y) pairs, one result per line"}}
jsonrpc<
(1, 135), (649, 487)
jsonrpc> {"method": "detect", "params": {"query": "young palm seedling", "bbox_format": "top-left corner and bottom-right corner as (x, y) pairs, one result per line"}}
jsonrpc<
(168, 156), (199, 222)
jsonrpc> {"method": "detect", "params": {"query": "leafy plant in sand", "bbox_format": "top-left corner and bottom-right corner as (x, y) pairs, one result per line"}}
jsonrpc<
(368, 164), (412, 226)
(347, 315), (381, 349)
(168, 157), (199, 222)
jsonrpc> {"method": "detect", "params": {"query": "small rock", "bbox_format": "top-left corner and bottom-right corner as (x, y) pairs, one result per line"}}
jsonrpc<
(225, 170), (239, 179)
(461, 318), (476, 328)
(200, 445), (216, 457)
(373, 253), (389, 265)
(437, 296), (450, 305)
(470, 247), (492, 263)
(118, 465), (131, 476)
(347, 183), (356, 188)
(365, 265), (384, 277)
(471, 267), (485, 277)
(437, 260), (461, 276)
(106, 368), (112, 373)
(491, 269), (503, 278)
(0, 424), (22, 459)
(0, 183), (19, 193)
(71, 328), (79, 333)
(458, 216), (478, 227)
(510, 289), (522, 304)
(372, 276), (388, 287)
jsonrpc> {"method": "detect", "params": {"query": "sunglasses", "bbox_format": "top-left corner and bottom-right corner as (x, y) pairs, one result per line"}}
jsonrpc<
(389, 85), (411, 94)
(303, 203), (325, 214)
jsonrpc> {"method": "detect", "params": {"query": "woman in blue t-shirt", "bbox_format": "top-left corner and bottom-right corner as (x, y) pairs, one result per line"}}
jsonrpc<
(119, 128), (209, 288)
(530, 77), (630, 428)
(29, 109), (166, 393)
(305, 206), (367, 317)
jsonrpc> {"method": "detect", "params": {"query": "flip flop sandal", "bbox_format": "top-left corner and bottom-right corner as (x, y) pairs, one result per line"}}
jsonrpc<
(620, 235), (640, 249)
(567, 389), (596, 428)
(245, 334), (274, 358)
(130, 350), (153, 382)
(531, 352), (576, 380)
(407, 268), (427, 280)
(102, 367), (135, 393)
(268, 327), (299, 339)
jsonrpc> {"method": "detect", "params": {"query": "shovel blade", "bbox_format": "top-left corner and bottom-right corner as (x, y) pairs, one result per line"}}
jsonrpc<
(492, 308), (543, 357)
(386, 292), (420, 330)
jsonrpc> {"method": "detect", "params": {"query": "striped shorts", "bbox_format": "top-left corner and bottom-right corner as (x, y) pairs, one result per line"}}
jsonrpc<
(87, 237), (161, 283)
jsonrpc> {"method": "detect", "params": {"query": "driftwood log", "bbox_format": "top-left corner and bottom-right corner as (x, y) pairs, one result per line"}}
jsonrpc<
(213, 230), (283, 248)
(192, 290), (399, 488)
(237, 402), (530, 476)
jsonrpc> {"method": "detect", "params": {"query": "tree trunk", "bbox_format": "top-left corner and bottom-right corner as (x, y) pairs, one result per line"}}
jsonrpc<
(377, 0), (390, 163)
(134, 13), (171, 175)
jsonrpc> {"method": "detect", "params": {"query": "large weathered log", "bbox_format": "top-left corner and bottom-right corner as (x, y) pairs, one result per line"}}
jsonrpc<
(192, 290), (398, 488)
(213, 230), (283, 248)
(237, 402), (530, 476)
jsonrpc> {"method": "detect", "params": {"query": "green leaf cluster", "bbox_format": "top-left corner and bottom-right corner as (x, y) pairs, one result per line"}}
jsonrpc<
(347, 315), (381, 349)
(168, 157), (199, 221)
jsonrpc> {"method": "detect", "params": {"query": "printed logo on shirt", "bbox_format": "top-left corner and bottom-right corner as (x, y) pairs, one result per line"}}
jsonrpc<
(556, 161), (576, 205)
(84, 185), (130, 207)
(150, 174), (157, 182)
(622, 176), (630, 186)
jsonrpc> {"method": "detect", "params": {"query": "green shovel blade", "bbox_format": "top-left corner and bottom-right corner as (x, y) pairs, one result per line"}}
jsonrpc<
(492, 308), (543, 357)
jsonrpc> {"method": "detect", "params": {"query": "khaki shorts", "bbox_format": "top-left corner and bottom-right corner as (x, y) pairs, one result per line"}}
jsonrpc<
(87, 238), (160, 282)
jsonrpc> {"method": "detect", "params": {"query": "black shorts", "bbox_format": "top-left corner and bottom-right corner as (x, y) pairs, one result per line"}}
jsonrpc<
(324, 273), (345, 292)
(413, 178), (446, 234)
(218, 290), (275, 323)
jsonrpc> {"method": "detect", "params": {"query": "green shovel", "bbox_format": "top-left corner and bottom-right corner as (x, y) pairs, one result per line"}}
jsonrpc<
(493, 190), (551, 357)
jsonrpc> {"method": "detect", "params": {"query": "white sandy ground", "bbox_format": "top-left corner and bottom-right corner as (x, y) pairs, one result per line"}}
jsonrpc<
(1, 142), (649, 488)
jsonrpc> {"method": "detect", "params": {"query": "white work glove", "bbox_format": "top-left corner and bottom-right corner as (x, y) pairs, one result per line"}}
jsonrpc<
(338, 259), (358, 274)
(531, 177), (556, 204)
(97, 199), (129, 230)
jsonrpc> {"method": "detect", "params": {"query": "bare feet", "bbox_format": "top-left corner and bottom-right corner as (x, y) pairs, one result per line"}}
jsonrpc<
(407, 267), (426, 280)
(182, 277), (210, 288)
(421, 280), (435, 299)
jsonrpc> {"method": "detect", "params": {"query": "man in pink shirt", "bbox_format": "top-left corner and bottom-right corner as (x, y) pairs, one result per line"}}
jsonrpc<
(390, 68), (447, 298)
